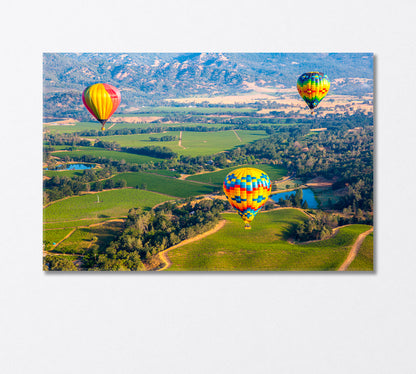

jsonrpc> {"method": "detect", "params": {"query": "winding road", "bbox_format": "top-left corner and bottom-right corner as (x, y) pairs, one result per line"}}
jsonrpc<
(156, 220), (227, 271)
(337, 227), (374, 271)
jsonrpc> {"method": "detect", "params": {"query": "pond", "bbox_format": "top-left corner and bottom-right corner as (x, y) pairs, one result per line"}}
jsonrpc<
(45, 163), (95, 171)
(270, 188), (318, 209)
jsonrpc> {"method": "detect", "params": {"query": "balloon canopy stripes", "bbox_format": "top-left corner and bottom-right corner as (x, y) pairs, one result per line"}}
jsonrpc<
(297, 72), (330, 111)
(223, 167), (272, 228)
(82, 83), (121, 130)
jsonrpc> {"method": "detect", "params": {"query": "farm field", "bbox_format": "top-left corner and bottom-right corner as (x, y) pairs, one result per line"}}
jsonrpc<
(44, 121), (105, 134)
(91, 131), (180, 149)
(43, 228), (74, 244)
(44, 218), (112, 230)
(347, 232), (374, 271)
(147, 169), (181, 178)
(116, 106), (257, 115)
(50, 221), (125, 255)
(52, 147), (163, 164)
(44, 169), (89, 178)
(109, 172), (220, 197)
(92, 130), (269, 156)
(178, 130), (270, 156)
(165, 209), (372, 271)
(43, 188), (173, 222)
(274, 178), (303, 191)
(186, 164), (287, 185)
(44, 121), (153, 134)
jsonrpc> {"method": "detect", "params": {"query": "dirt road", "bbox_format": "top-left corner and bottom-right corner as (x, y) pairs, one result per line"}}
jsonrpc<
(337, 227), (374, 271)
(178, 131), (186, 149)
(232, 130), (242, 142)
(156, 220), (227, 271)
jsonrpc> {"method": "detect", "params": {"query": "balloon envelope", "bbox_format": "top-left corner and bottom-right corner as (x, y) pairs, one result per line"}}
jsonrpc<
(82, 83), (121, 130)
(297, 72), (330, 111)
(223, 167), (271, 229)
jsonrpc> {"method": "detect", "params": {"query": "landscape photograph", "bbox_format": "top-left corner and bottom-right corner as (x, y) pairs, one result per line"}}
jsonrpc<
(43, 52), (374, 272)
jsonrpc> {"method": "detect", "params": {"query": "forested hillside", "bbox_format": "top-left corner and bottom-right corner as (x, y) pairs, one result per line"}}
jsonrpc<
(44, 53), (373, 119)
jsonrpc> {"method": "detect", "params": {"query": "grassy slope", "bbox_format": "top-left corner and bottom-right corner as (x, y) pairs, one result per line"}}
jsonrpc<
(114, 106), (257, 114)
(44, 219), (111, 230)
(52, 148), (163, 164)
(43, 189), (173, 222)
(52, 221), (125, 255)
(110, 172), (220, 197)
(43, 228), (74, 244)
(44, 121), (151, 134)
(90, 132), (180, 150)
(186, 164), (287, 185)
(180, 130), (268, 156)
(166, 209), (372, 271)
(44, 169), (87, 178)
(94, 130), (268, 157)
(347, 233), (374, 271)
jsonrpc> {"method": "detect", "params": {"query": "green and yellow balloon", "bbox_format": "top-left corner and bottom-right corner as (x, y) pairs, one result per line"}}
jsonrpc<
(297, 72), (330, 113)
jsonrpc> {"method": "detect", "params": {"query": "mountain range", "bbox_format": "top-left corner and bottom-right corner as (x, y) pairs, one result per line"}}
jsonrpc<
(43, 52), (373, 119)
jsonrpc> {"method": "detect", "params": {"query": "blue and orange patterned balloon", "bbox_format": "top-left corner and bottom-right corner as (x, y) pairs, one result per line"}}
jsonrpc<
(223, 167), (271, 229)
(297, 72), (330, 112)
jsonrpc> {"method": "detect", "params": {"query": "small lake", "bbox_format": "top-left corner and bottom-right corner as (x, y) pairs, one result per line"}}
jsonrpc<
(270, 188), (318, 209)
(45, 163), (95, 171)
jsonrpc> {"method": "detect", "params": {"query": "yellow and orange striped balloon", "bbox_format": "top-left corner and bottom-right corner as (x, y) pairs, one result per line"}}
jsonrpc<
(82, 83), (121, 130)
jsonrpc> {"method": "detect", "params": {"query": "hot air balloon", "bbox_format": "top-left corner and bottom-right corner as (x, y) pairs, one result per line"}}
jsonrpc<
(82, 83), (121, 130)
(223, 167), (271, 229)
(297, 72), (330, 113)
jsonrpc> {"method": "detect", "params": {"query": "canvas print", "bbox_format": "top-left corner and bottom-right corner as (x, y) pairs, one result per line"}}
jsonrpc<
(43, 53), (374, 271)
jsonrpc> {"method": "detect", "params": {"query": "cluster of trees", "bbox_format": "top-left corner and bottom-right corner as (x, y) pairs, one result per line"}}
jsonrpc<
(92, 140), (178, 159)
(81, 246), (146, 271)
(45, 113), (372, 151)
(149, 135), (177, 142)
(77, 124), (231, 137)
(121, 145), (177, 159)
(91, 178), (127, 192)
(44, 112), (373, 216)
(293, 219), (332, 242)
(44, 133), (92, 147)
(80, 199), (229, 271)
(44, 176), (89, 202)
(43, 255), (78, 271)
(291, 208), (372, 243)
(291, 211), (339, 242)
(229, 121), (373, 214)
(43, 166), (120, 203)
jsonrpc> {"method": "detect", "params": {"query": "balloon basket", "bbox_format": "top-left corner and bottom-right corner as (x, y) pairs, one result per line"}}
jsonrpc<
(101, 126), (105, 131)
(244, 223), (251, 230)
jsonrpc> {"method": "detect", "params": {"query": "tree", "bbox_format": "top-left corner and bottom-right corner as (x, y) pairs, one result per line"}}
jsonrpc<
(94, 181), (104, 191)
(104, 178), (115, 189)
(115, 179), (127, 188)
(295, 188), (303, 201)
(44, 256), (77, 271)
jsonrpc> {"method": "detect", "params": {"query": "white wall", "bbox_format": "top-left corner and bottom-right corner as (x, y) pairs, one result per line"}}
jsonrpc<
(1, 1), (415, 373)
